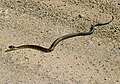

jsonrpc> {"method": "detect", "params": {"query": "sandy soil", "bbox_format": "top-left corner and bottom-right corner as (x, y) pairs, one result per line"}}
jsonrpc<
(0, 0), (120, 84)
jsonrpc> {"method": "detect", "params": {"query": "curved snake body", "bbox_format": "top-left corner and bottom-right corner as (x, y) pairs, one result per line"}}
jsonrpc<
(5, 16), (114, 52)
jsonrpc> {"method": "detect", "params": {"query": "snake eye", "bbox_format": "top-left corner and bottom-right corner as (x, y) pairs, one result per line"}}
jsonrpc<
(9, 46), (15, 49)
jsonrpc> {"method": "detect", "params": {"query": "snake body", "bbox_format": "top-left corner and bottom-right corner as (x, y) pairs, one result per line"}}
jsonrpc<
(5, 16), (114, 52)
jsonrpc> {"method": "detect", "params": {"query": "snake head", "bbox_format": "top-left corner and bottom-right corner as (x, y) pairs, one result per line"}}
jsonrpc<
(9, 45), (15, 49)
(5, 45), (17, 52)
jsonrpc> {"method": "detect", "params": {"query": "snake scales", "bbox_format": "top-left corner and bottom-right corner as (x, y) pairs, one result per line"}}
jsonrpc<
(5, 16), (114, 52)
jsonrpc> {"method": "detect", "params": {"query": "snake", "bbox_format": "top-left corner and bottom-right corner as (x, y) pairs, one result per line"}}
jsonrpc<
(5, 16), (114, 52)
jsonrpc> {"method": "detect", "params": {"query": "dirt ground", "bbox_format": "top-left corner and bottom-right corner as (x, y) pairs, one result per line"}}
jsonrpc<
(0, 0), (120, 84)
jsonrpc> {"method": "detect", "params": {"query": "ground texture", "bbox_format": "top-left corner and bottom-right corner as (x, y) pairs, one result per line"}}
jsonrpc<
(0, 0), (120, 84)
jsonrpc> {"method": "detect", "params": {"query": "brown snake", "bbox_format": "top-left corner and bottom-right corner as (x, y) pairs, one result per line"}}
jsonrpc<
(5, 16), (114, 52)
